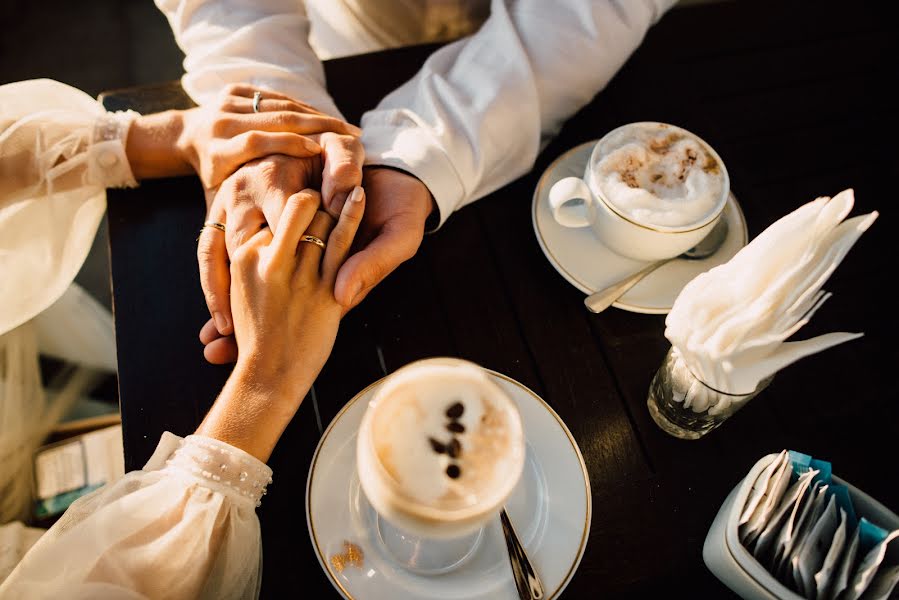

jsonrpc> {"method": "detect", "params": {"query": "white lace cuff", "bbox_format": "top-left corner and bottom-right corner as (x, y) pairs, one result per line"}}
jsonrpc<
(88, 110), (139, 189)
(159, 434), (273, 508)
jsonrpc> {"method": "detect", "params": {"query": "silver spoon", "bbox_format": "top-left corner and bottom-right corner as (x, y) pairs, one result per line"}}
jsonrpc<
(500, 507), (544, 600)
(584, 217), (730, 314)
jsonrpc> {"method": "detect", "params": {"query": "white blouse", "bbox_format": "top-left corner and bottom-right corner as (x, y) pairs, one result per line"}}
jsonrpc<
(0, 79), (138, 337)
(0, 433), (272, 599)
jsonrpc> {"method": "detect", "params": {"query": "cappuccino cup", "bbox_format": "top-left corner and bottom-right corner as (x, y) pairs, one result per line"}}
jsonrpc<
(356, 358), (525, 573)
(549, 122), (730, 261)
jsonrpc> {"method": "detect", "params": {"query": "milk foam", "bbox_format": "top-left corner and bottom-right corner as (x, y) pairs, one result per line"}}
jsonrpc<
(593, 124), (726, 228)
(367, 363), (522, 512)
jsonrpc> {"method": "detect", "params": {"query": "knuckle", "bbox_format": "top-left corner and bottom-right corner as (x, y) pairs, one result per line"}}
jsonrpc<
(331, 161), (362, 184)
(223, 83), (243, 96)
(245, 130), (264, 148)
(230, 243), (255, 267)
(211, 115), (235, 137)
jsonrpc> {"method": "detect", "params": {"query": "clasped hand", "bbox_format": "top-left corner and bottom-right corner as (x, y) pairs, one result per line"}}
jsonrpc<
(187, 85), (435, 365)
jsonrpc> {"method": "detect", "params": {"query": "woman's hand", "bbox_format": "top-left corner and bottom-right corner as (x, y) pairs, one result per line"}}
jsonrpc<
(178, 84), (361, 189)
(125, 83), (361, 190)
(196, 176), (365, 462)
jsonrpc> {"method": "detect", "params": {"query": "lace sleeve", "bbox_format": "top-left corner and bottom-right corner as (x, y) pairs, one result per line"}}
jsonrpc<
(0, 79), (140, 336)
(0, 433), (272, 600)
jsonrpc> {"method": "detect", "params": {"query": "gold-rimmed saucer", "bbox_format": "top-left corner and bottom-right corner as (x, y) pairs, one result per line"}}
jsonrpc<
(305, 371), (591, 599)
(532, 141), (749, 314)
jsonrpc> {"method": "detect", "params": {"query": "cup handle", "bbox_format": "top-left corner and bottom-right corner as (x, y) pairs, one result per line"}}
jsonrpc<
(548, 177), (594, 228)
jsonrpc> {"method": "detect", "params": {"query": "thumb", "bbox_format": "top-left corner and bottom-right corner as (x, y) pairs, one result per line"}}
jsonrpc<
(319, 133), (364, 217)
(334, 226), (417, 308)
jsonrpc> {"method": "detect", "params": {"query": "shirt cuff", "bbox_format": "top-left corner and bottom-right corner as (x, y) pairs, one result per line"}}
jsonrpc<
(149, 433), (274, 508)
(88, 110), (140, 189)
(361, 110), (463, 230)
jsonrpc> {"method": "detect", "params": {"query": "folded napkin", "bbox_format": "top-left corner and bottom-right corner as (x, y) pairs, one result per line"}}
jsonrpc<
(665, 189), (878, 406)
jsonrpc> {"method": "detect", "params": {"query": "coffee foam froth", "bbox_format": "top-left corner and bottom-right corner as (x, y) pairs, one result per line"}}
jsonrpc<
(366, 364), (522, 513)
(594, 124), (726, 228)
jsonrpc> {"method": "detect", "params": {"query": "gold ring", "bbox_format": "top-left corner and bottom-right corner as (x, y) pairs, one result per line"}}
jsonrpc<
(252, 91), (262, 113)
(203, 221), (226, 233)
(300, 235), (326, 250)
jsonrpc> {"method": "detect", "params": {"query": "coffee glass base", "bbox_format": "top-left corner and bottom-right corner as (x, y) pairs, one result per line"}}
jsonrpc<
(375, 514), (484, 575)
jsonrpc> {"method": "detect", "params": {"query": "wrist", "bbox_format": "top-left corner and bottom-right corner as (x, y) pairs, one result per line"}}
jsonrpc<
(126, 110), (193, 180)
(364, 165), (436, 221)
(196, 361), (307, 462)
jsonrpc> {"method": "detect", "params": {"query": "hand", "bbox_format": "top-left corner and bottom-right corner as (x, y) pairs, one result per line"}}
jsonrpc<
(179, 83), (361, 189)
(198, 129), (363, 346)
(196, 184), (365, 461)
(334, 167), (435, 308)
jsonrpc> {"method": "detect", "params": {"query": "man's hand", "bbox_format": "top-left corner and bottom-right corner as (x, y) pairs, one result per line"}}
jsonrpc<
(333, 167), (435, 309)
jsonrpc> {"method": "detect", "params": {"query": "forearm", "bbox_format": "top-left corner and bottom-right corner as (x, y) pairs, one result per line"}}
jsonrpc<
(155, 0), (342, 117)
(196, 362), (307, 462)
(361, 0), (677, 226)
(125, 110), (194, 180)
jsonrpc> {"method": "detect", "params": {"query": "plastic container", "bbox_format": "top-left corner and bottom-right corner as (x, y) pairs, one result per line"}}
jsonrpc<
(703, 453), (899, 599)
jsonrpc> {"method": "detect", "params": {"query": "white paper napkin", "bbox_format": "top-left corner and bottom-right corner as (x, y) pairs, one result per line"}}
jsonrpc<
(665, 189), (878, 396)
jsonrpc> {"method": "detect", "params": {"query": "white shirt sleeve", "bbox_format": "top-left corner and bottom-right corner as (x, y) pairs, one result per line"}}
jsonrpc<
(0, 433), (272, 600)
(360, 0), (679, 227)
(154, 0), (344, 119)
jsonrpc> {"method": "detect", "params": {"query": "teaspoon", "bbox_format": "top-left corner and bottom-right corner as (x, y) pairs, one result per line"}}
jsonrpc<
(584, 217), (729, 314)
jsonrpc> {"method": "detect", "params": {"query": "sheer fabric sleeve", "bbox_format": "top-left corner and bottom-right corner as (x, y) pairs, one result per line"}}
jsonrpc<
(0, 79), (138, 336)
(0, 432), (273, 600)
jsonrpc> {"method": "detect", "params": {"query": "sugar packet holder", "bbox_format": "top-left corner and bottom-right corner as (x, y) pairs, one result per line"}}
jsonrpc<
(703, 453), (899, 600)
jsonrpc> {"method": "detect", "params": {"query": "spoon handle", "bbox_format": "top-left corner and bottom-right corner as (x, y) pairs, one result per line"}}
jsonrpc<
(583, 259), (668, 313)
(500, 507), (545, 600)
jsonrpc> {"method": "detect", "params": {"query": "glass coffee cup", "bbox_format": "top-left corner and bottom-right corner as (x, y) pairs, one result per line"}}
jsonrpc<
(548, 122), (730, 261)
(356, 358), (526, 574)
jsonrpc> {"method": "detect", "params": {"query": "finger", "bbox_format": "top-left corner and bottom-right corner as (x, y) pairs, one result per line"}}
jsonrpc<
(219, 96), (328, 116)
(199, 317), (222, 345)
(271, 189), (321, 264)
(320, 133), (365, 215)
(322, 186), (365, 285)
(221, 112), (362, 138)
(197, 224), (233, 335)
(334, 218), (421, 308)
(224, 130), (321, 164)
(212, 131), (320, 191)
(226, 207), (268, 257)
(224, 84), (318, 106)
(296, 209), (336, 283)
(203, 335), (239, 364)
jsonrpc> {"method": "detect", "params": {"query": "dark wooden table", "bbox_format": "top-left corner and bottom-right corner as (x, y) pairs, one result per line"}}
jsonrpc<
(104, 1), (897, 597)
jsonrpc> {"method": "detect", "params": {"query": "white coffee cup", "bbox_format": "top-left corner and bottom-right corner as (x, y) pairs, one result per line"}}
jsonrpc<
(548, 122), (730, 262)
(356, 357), (525, 574)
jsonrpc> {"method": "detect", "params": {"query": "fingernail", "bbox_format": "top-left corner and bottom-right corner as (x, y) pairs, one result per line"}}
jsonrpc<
(304, 138), (322, 152)
(348, 186), (364, 203)
(213, 311), (230, 334)
(349, 282), (364, 306)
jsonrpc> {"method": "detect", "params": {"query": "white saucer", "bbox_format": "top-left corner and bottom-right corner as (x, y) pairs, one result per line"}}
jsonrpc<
(306, 371), (591, 600)
(532, 141), (749, 314)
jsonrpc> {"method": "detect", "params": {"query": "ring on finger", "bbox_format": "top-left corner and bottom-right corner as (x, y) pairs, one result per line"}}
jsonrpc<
(197, 221), (226, 241)
(252, 91), (262, 113)
(300, 234), (326, 250)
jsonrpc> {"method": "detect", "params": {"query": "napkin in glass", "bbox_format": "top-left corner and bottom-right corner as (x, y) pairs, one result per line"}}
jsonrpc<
(665, 189), (878, 407)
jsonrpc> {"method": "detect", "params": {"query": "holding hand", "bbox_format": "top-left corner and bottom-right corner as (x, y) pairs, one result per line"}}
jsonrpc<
(197, 182), (365, 461)
(334, 166), (435, 308)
